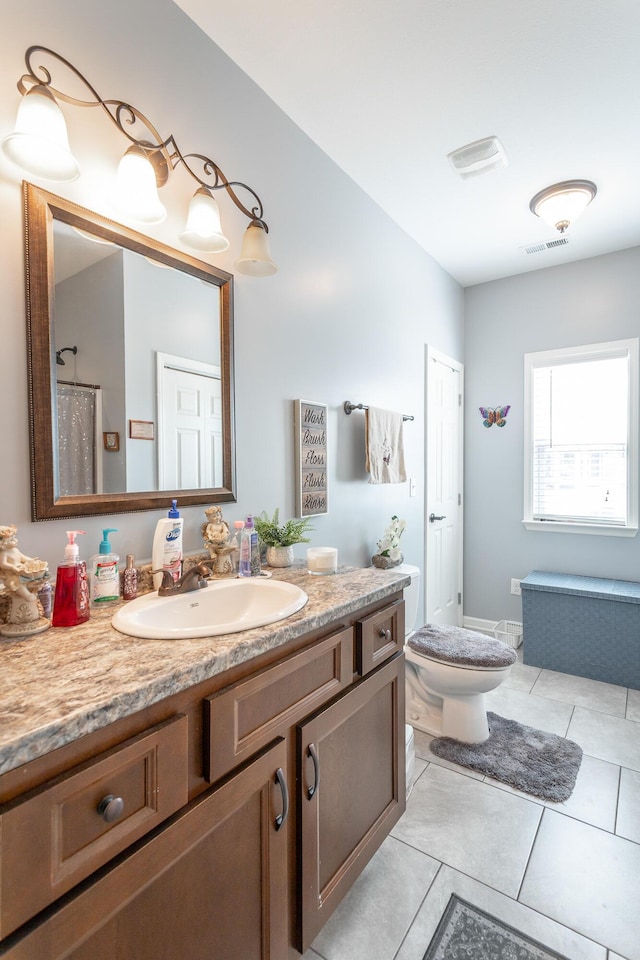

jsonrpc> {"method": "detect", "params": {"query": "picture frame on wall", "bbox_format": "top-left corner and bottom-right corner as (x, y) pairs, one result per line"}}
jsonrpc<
(129, 419), (155, 440)
(294, 400), (328, 517)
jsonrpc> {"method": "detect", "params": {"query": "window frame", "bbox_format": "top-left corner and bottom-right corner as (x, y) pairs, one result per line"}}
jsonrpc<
(523, 338), (639, 537)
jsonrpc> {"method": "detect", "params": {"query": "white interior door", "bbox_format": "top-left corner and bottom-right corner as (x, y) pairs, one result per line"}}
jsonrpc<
(425, 346), (464, 625)
(157, 353), (222, 489)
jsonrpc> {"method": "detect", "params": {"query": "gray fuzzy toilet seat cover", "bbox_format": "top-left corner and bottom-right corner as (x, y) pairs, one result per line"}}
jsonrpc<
(407, 623), (517, 668)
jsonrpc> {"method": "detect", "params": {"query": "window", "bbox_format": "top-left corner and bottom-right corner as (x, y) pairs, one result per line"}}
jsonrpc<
(523, 339), (639, 536)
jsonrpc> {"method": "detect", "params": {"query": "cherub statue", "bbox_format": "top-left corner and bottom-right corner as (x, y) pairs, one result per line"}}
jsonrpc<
(201, 506), (236, 576)
(0, 524), (51, 638)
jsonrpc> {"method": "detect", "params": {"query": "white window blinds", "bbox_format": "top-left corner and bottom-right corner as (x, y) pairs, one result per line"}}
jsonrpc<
(532, 356), (628, 525)
(524, 338), (639, 536)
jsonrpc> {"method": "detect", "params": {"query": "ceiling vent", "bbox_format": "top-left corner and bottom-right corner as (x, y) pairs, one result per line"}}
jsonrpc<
(447, 136), (507, 179)
(520, 237), (570, 255)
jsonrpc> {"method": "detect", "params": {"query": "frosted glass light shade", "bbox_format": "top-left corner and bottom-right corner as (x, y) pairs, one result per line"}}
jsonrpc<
(530, 180), (597, 233)
(114, 146), (166, 224)
(1, 85), (80, 182)
(234, 221), (277, 276)
(180, 187), (229, 252)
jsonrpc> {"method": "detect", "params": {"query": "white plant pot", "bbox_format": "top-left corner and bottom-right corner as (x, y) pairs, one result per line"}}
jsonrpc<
(266, 545), (295, 568)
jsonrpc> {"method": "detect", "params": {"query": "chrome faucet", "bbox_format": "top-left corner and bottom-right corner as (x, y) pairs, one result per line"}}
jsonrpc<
(153, 563), (212, 597)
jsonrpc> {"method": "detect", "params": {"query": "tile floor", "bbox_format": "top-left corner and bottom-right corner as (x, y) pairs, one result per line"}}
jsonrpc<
(302, 659), (640, 960)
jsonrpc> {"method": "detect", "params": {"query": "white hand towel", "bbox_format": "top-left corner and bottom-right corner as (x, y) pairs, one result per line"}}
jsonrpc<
(365, 407), (407, 484)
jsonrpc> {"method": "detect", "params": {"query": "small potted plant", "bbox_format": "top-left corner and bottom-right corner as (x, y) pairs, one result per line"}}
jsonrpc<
(372, 515), (407, 569)
(254, 509), (314, 567)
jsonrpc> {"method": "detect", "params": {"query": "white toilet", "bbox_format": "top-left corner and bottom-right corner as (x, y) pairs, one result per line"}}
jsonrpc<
(400, 565), (516, 744)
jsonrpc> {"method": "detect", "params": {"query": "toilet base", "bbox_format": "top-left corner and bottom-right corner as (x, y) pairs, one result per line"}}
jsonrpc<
(405, 659), (492, 744)
(407, 689), (490, 743)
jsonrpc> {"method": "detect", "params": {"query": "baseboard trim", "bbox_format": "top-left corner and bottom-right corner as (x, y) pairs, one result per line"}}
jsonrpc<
(463, 616), (498, 636)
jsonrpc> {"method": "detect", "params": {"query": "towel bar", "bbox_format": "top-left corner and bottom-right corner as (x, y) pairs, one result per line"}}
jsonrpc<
(343, 400), (414, 422)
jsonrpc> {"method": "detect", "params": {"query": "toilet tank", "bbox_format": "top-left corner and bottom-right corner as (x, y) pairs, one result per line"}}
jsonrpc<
(395, 563), (421, 637)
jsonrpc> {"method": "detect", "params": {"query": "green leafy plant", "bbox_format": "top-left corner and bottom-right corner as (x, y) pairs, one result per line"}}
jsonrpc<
(254, 509), (314, 547)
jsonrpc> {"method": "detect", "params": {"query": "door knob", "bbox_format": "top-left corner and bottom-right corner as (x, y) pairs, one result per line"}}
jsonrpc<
(429, 513), (446, 523)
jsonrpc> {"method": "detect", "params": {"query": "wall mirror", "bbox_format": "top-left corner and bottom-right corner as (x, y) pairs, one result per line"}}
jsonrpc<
(24, 182), (236, 520)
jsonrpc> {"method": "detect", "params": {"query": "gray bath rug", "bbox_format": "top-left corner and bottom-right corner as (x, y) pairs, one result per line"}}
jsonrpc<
(423, 894), (571, 960)
(429, 712), (582, 802)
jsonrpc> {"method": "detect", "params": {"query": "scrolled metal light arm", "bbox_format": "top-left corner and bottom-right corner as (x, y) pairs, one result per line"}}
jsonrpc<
(17, 45), (269, 231)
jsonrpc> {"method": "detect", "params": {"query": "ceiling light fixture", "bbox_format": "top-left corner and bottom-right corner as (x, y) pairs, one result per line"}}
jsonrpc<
(529, 180), (597, 234)
(1, 45), (276, 276)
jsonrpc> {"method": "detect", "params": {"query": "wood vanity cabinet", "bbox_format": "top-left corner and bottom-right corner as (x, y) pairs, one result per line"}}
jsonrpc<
(0, 595), (405, 960)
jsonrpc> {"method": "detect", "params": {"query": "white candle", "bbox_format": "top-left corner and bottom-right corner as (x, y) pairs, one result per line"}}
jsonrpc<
(307, 547), (338, 575)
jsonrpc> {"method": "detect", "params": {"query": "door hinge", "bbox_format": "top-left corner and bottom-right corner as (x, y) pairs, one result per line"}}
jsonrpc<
(458, 493), (461, 506)
(458, 592), (462, 605)
(458, 393), (462, 407)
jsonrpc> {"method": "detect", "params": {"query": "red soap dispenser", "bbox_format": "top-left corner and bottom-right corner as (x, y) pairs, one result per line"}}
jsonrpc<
(52, 531), (90, 627)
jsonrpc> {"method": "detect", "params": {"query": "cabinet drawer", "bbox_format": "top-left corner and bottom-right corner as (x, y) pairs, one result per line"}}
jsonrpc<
(0, 714), (188, 939)
(356, 600), (404, 675)
(205, 626), (353, 781)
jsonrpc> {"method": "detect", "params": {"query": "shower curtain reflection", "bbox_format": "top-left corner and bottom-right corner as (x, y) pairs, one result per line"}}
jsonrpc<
(57, 383), (103, 496)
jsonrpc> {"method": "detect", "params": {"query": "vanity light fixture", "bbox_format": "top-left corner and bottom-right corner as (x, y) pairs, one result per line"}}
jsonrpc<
(1, 45), (276, 276)
(529, 179), (597, 234)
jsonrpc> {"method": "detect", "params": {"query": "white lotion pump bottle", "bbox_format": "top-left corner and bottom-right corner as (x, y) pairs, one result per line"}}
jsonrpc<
(152, 500), (184, 590)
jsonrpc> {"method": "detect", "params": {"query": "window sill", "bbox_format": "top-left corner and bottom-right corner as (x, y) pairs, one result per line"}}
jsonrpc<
(522, 520), (638, 538)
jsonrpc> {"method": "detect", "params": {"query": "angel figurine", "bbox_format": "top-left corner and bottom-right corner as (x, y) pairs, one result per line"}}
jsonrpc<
(201, 506), (236, 577)
(0, 524), (51, 638)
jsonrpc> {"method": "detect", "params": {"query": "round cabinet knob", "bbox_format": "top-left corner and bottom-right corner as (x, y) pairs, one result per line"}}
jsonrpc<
(97, 794), (125, 823)
(379, 628), (392, 642)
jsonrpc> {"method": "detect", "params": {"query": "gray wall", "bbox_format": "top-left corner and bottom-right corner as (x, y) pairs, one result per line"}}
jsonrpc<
(0, 0), (463, 615)
(464, 246), (640, 623)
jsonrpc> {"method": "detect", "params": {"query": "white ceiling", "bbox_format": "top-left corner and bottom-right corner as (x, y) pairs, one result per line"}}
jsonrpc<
(173, 0), (640, 287)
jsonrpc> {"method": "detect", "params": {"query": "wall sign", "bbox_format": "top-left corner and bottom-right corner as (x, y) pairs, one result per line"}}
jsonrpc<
(129, 419), (155, 440)
(294, 400), (328, 516)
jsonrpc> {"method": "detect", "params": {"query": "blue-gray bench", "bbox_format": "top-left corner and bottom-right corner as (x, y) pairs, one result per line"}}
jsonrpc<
(521, 571), (640, 690)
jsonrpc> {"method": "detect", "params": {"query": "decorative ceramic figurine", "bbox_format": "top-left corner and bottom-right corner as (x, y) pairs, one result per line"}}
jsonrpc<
(372, 515), (406, 569)
(201, 506), (236, 576)
(0, 524), (51, 638)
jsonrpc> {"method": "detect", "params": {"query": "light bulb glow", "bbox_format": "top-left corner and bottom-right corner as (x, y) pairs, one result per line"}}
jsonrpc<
(180, 188), (229, 252)
(114, 146), (166, 224)
(1, 86), (80, 181)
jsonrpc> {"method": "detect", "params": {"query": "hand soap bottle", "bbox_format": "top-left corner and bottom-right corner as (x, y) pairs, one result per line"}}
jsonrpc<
(89, 529), (120, 606)
(246, 515), (261, 577)
(238, 521), (251, 577)
(52, 531), (90, 627)
(152, 500), (184, 590)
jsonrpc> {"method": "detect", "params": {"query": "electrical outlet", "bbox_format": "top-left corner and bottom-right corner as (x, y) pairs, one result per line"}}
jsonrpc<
(511, 578), (521, 596)
(409, 478), (417, 497)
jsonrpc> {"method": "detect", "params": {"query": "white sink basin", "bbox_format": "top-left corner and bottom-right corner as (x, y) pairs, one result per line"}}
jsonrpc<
(112, 577), (308, 640)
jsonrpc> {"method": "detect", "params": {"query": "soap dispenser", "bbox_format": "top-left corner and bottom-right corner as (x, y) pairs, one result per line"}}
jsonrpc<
(52, 531), (90, 627)
(152, 500), (184, 590)
(89, 529), (120, 606)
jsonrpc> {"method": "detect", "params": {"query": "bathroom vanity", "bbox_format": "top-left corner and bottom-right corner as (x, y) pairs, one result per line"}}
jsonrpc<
(0, 564), (408, 959)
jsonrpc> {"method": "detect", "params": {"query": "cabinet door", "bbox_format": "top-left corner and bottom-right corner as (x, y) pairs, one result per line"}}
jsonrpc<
(1, 740), (289, 960)
(296, 654), (405, 952)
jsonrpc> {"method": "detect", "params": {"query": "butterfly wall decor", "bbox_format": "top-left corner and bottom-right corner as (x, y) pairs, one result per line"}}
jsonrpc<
(479, 405), (510, 428)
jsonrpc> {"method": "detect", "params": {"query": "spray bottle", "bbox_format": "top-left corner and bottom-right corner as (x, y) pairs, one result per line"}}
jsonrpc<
(52, 531), (90, 627)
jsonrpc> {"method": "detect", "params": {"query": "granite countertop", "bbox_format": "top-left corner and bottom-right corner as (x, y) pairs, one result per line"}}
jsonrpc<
(0, 563), (409, 776)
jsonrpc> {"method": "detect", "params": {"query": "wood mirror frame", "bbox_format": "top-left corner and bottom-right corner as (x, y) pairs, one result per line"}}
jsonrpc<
(24, 182), (236, 520)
